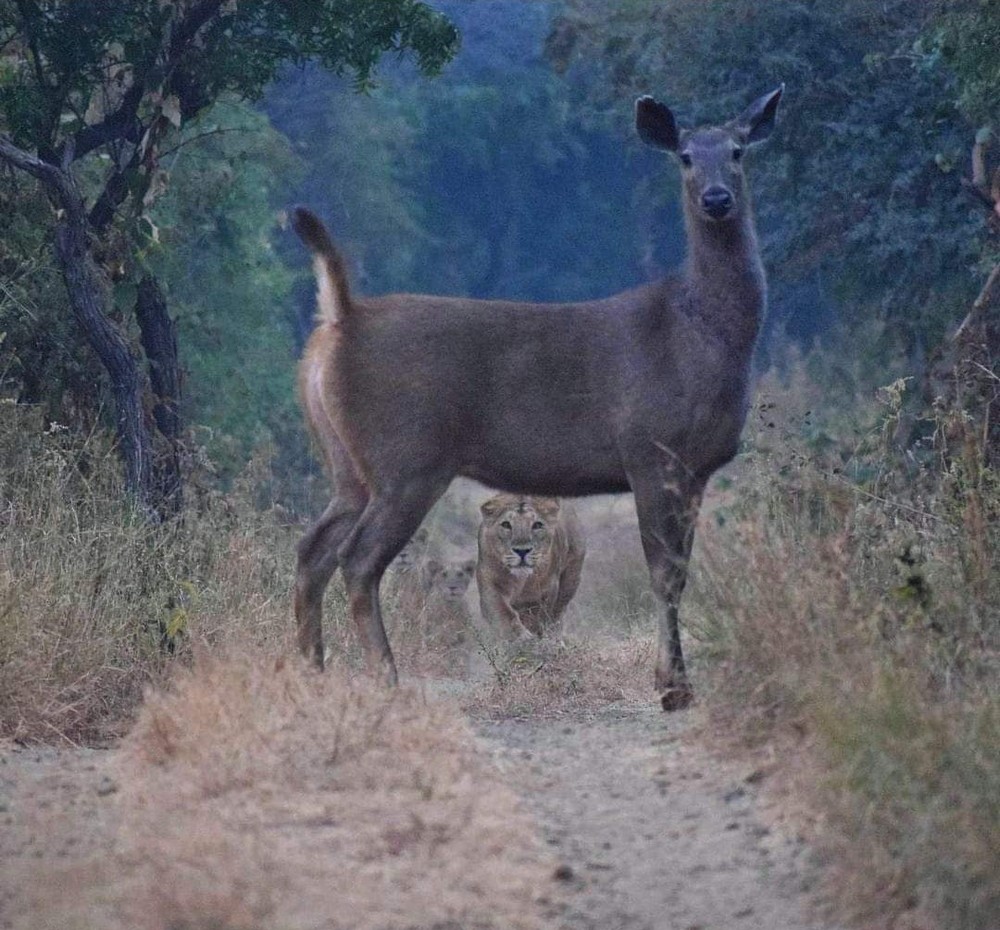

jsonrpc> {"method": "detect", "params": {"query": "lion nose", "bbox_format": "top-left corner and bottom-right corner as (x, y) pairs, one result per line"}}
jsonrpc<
(512, 547), (532, 562)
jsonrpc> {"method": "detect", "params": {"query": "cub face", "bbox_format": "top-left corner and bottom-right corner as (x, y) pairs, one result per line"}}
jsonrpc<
(422, 557), (475, 600)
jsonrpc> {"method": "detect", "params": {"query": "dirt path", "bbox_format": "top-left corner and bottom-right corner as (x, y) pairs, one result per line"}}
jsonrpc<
(1, 702), (840, 930)
(476, 704), (840, 930)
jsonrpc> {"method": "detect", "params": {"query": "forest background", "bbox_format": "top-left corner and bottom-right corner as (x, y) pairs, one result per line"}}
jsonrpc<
(0, 2), (998, 929)
(0, 0), (996, 505)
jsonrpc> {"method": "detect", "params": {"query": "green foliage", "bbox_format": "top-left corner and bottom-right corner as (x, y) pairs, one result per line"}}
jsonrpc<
(403, 74), (650, 301)
(0, 0), (458, 492)
(0, 0), (457, 147)
(268, 1), (655, 313)
(934, 0), (1000, 126)
(0, 173), (104, 416)
(549, 0), (985, 349)
(144, 100), (302, 475)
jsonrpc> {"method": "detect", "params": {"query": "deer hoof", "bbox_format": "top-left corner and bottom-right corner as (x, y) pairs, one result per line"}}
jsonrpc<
(659, 686), (694, 712)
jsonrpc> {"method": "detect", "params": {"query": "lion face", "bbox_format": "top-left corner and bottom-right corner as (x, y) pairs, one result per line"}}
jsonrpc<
(422, 558), (475, 600)
(480, 495), (561, 579)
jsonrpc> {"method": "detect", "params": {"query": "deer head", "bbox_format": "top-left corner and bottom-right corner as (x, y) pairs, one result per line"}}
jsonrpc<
(636, 85), (784, 223)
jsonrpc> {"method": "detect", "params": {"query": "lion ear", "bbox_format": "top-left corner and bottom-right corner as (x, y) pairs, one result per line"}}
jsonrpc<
(480, 497), (505, 518)
(421, 559), (442, 591)
(533, 497), (561, 520)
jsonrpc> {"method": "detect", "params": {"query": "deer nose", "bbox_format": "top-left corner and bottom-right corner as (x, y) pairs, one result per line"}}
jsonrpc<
(512, 547), (532, 562)
(702, 187), (733, 218)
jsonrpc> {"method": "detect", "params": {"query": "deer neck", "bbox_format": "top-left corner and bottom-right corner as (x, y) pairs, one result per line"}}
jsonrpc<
(683, 203), (766, 353)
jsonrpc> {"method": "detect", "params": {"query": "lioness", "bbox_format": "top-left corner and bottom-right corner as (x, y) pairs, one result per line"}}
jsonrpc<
(477, 494), (585, 639)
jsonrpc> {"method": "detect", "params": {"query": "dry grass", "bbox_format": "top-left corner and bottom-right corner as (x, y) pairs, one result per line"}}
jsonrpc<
(0, 403), (311, 742)
(382, 573), (476, 678)
(17, 651), (554, 930)
(689, 365), (1000, 930)
(465, 633), (656, 719)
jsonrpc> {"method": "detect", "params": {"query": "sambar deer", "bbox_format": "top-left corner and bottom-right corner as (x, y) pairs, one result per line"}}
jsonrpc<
(293, 85), (783, 710)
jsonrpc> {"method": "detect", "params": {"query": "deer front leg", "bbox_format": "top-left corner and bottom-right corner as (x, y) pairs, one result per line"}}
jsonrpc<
(630, 471), (703, 711)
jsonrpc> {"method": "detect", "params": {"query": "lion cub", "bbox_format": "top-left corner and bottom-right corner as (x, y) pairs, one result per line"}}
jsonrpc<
(384, 550), (477, 674)
(421, 556), (476, 602)
(476, 494), (585, 640)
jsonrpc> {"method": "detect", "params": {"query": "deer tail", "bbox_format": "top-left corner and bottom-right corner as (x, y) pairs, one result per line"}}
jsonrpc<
(291, 206), (352, 325)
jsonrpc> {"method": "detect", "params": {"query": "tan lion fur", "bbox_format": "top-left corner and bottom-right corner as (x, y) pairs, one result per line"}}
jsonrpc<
(476, 494), (585, 639)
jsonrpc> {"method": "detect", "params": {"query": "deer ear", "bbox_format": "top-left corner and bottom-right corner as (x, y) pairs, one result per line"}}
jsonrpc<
(636, 96), (680, 152)
(737, 84), (784, 145)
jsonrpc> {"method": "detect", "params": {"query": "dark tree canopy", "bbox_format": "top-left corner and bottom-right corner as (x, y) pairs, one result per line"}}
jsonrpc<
(0, 0), (458, 516)
(0, 0), (458, 151)
(546, 0), (990, 353)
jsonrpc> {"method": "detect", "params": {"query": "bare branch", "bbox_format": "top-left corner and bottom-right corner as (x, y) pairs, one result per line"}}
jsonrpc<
(0, 133), (91, 231)
(0, 133), (59, 185)
(67, 0), (225, 162)
(954, 263), (1000, 342)
(13, 0), (50, 97)
(156, 124), (259, 161)
(961, 175), (997, 211)
(972, 133), (989, 189)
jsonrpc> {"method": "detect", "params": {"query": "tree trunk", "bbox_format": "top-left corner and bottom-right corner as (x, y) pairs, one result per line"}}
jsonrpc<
(50, 178), (158, 519)
(136, 274), (184, 516)
(0, 137), (175, 520)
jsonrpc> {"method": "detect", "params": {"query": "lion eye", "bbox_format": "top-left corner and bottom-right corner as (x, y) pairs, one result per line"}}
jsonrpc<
(500, 520), (512, 530)
(732, 146), (743, 161)
(679, 152), (692, 168)
(532, 521), (544, 531)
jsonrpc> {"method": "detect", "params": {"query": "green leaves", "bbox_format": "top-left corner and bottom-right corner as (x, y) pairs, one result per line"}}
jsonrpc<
(550, 0), (988, 350)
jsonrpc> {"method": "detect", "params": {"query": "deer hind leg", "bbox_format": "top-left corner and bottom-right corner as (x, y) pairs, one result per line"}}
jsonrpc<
(629, 469), (704, 711)
(295, 439), (368, 669)
(336, 477), (450, 686)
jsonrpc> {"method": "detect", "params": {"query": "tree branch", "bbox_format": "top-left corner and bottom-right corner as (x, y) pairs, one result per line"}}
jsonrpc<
(954, 263), (1000, 342)
(0, 133), (76, 207)
(156, 124), (257, 161)
(67, 0), (226, 163)
(71, 84), (146, 160)
(13, 0), (50, 98)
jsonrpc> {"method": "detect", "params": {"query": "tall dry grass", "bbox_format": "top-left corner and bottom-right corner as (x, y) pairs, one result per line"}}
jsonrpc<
(0, 402), (318, 742)
(11, 652), (554, 930)
(690, 363), (1000, 930)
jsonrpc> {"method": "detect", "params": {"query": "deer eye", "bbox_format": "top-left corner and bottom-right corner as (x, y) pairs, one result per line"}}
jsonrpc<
(732, 146), (744, 161)
(679, 152), (692, 168)
(500, 520), (512, 530)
